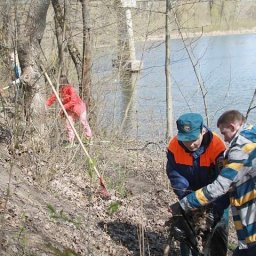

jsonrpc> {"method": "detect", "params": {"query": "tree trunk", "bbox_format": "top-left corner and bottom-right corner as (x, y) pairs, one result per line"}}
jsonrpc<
(0, 0), (11, 50)
(51, 0), (82, 83)
(80, 0), (93, 108)
(16, 0), (50, 133)
(54, 15), (65, 78)
(165, 0), (174, 141)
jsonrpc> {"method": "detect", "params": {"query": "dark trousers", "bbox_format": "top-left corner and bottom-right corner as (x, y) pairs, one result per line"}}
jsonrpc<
(180, 221), (228, 256)
(233, 245), (256, 256)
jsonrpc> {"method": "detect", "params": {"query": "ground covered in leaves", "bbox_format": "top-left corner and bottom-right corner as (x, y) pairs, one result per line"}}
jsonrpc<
(0, 136), (237, 256)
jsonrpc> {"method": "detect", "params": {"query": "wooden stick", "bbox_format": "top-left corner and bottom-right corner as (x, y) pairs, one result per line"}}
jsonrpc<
(42, 66), (101, 179)
(2, 85), (10, 91)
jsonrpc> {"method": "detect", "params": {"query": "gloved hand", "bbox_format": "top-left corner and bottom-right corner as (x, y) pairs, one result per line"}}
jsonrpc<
(172, 224), (187, 241)
(205, 210), (215, 228)
(169, 201), (183, 216)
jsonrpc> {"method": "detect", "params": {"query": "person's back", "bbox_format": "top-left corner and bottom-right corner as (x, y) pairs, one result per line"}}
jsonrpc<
(46, 75), (85, 116)
(222, 122), (256, 252)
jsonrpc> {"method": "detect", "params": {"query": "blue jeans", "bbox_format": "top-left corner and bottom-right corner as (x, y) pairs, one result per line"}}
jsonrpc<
(233, 245), (256, 256)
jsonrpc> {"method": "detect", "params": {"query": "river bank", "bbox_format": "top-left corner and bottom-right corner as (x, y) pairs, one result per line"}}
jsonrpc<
(142, 27), (256, 42)
(94, 28), (256, 49)
(0, 136), (238, 255)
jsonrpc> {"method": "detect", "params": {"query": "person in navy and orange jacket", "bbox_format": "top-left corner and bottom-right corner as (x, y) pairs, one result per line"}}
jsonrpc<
(46, 75), (92, 146)
(166, 113), (229, 256)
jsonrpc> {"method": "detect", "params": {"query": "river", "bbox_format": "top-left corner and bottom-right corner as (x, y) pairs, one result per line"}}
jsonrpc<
(94, 33), (256, 141)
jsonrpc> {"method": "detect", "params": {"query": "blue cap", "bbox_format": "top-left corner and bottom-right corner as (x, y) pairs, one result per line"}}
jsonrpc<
(176, 113), (203, 141)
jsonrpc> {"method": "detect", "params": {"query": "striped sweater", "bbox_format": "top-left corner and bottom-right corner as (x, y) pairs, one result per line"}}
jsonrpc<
(179, 124), (256, 249)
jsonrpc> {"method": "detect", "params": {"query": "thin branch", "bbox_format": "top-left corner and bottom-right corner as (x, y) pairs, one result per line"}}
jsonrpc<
(246, 88), (256, 120)
(172, 7), (209, 125)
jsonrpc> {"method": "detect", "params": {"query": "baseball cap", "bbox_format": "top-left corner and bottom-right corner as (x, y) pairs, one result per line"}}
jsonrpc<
(176, 113), (203, 141)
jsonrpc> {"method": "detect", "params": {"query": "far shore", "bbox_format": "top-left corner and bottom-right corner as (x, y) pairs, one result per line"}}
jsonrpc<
(95, 28), (256, 49)
(144, 28), (256, 42)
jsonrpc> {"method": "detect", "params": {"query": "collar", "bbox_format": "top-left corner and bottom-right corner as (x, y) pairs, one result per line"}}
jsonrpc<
(229, 123), (248, 147)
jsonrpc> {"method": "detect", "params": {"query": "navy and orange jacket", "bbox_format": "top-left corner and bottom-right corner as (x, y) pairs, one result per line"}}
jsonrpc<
(166, 129), (230, 216)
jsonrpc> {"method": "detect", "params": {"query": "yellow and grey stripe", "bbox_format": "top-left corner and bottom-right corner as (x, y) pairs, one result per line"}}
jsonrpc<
(242, 143), (256, 154)
(195, 188), (209, 205)
(230, 190), (256, 207)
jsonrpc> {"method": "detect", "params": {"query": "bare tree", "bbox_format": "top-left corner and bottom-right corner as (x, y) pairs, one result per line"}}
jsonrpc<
(52, 0), (82, 82)
(0, 0), (11, 50)
(52, 0), (94, 118)
(80, 0), (92, 107)
(246, 89), (256, 120)
(166, 0), (174, 141)
(172, 7), (209, 126)
(16, 0), (50, 132)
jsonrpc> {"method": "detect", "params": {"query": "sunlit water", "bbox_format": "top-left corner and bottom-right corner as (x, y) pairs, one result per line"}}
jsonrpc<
(94, 33), (256, 141)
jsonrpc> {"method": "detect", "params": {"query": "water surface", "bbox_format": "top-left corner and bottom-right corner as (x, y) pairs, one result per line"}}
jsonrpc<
(94, 33), (256, 141)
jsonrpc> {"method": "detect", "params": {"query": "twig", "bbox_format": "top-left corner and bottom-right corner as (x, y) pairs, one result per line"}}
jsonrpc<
(246, 88), (256, 120)
(127, 142), (163, 151)
(172, 8), (209, 125)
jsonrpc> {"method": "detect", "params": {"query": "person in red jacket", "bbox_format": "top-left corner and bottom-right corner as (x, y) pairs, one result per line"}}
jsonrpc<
(46, 75), (92, 145)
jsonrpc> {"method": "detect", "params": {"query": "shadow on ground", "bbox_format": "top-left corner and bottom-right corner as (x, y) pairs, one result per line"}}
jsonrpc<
(98, 220), (167, 256)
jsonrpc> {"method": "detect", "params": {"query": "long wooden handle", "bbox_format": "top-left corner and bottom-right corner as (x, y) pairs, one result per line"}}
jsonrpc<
(42, 66), (101, 179)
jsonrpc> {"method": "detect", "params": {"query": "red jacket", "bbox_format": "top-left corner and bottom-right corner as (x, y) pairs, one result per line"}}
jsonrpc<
(46, 84), (86, 118)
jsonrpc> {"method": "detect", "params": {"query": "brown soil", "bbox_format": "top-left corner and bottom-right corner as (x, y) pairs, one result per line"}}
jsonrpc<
(0, 134), (237, 256)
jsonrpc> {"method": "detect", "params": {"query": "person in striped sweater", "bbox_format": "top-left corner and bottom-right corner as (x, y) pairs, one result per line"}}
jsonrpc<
(170, 110), (256, 256)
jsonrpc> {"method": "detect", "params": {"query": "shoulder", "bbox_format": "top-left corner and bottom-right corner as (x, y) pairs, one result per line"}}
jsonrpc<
(212, 132), (225, 146)
(228, 133), (251, 162)
(205, 131), (226, 157)
(168, 136), (179, 150)
(228, 145), (247, 163)
(167, 137), (188, 158)
(239, 124), (256, 144)
(64, 84), (74, 90)
(62, 85), (75, 93)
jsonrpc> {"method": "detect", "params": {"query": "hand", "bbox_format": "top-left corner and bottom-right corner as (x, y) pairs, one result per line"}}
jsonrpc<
(205, 210), (215, 228)
(169, 202), (183, 216)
